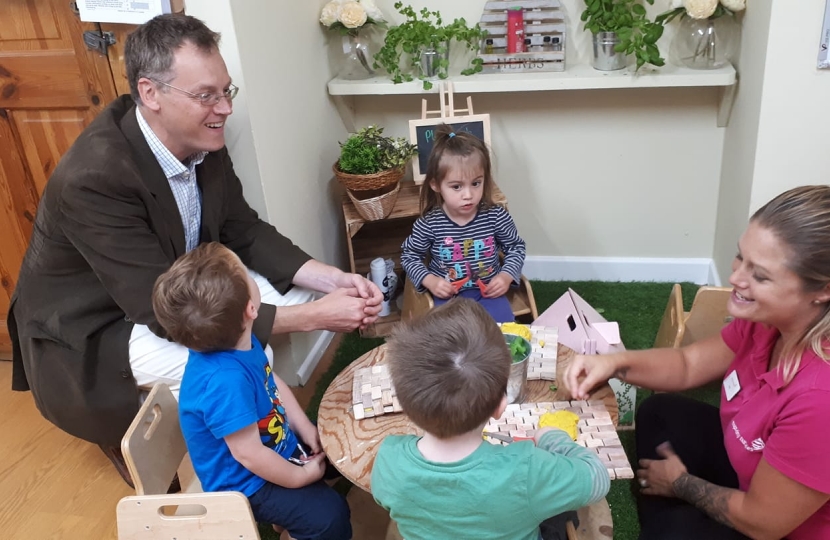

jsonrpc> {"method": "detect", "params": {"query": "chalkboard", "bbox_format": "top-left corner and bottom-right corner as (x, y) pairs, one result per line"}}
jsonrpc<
(408, 114), (492, 184)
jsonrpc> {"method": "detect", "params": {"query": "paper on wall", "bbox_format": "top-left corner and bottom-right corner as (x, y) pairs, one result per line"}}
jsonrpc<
(818, 0), (830, 69)
(77, 0), (172, 24)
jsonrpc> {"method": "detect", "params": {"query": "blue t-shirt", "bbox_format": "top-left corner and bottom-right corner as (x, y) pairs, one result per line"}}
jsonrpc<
(179, 339), (300, 496)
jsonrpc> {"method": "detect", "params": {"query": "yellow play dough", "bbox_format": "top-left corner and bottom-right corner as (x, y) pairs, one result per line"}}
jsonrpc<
(539, 411), (579, 441)
(500, 322), (531, 341)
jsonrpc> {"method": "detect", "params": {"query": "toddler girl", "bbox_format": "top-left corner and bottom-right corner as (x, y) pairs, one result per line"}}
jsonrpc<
(401, 124), (526, 322)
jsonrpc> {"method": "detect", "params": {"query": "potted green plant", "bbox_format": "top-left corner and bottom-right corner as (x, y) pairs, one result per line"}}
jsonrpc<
(373, 2), (486, 90)
(581, 0), (665, 71)
(333, 126), (418, 220)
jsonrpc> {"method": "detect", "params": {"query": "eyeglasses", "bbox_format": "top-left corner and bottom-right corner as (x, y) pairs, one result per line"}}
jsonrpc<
(150, 78), (239, 106)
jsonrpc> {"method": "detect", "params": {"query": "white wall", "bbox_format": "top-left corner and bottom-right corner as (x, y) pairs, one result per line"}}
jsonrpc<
(184, 1), (269, 219)
(714, 0), (830, 284)
(189, 0), (826, 289)
(712, 0), (771, 285)
(187, 0), (348, 268)
(354, 0), (727, 265)
(750, 0), (830, 211)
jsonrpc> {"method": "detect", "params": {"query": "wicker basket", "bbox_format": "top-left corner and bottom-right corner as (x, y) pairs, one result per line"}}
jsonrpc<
(347, 181), (401, 221)
(333, 162), (405, 193)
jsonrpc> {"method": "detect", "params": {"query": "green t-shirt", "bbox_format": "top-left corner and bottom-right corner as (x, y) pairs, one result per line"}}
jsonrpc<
(371, 430), (609, 540)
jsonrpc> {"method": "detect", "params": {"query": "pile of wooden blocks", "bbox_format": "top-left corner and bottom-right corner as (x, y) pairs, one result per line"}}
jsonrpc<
(484, 400), (634, 480)
(527, 325), (558, 381)
(351, 364), (402, 420)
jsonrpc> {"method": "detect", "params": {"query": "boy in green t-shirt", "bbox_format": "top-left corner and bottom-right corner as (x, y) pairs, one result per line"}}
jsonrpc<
(371, 299), (610, 540)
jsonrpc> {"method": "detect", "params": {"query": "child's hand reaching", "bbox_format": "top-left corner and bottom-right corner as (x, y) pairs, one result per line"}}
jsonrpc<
(482, 272), (512, 298)
(301, 452), (327, 484)
(423, 275), (455, 299)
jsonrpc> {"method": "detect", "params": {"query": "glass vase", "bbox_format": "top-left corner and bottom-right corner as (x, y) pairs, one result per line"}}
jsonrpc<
(670, 14), (740, 70)
(336, 26), (382, 80)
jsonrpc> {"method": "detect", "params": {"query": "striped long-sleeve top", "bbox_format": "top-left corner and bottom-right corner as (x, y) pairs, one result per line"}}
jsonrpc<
(401, 205), (526, 292)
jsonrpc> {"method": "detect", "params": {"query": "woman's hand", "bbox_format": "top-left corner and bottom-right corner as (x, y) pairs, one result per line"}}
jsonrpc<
(423, 275), (455, 299)
(638, 442), (688, 498)
(564, 354), (618, 400)
(482, 272), (512, 298)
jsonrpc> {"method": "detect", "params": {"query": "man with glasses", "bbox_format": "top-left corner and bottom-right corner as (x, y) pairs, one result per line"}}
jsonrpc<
(8, 13), (382, 488)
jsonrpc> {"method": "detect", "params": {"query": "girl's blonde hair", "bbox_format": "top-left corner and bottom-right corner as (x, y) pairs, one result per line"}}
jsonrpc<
(751, 185), (830, 384)
(419, 123), (495, 216)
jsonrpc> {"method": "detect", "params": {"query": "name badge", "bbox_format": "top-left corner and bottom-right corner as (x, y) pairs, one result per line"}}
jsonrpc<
(724, 370), (741, 401)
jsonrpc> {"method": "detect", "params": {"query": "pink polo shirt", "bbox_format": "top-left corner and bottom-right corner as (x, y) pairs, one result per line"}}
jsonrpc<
(721, 319), (830, 539)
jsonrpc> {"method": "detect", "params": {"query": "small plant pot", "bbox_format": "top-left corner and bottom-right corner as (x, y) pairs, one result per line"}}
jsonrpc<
(419, 43), (450, 79)
(505, 334), (531, 404)
(592, 32), (627, 71)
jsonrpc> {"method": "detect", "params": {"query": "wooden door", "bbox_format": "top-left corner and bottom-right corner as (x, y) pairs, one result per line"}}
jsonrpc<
(0, 0), (133, 357)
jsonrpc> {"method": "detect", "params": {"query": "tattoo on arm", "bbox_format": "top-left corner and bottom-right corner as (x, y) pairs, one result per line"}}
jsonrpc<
(613, 367), (629, 381)
(673, 473), (736, 529)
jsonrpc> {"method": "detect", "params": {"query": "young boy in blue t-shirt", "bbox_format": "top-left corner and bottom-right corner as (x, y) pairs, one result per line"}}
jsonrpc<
(152, 242), (351, 540)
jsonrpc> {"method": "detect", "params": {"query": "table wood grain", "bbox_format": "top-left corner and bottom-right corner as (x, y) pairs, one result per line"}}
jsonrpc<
(318, 343), (618, 493)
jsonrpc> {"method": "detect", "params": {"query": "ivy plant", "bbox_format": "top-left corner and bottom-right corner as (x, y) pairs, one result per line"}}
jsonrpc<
(338, 126), (418, 175)
(373, 2), (486, 90)
(581, 0), (665, 70)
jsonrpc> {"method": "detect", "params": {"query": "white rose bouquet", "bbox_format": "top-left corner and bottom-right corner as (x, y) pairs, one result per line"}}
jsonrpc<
(658, 0), (745, 23)
(320, 0), (386, 34)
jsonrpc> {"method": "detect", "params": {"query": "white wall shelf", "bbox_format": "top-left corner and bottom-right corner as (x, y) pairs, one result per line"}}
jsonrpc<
(328, 63), (737, 128)
(328, 63), (735, 95)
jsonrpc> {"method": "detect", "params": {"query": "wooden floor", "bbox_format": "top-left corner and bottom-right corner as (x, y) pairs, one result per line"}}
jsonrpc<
(0, 361), (131, 539)
(0, 333), (391, 540)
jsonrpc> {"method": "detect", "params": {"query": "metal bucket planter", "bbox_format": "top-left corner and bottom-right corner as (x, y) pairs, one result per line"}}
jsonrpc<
(592, 31), (627, 71)
(419, 43), (450, 79)
(504, 334), (531, 404)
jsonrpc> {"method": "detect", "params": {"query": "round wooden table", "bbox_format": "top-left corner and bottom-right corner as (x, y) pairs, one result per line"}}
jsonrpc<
(318, 342), (618, 492)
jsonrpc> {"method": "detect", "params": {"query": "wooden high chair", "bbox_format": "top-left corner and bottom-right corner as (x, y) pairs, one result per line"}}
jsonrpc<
(115, 383), (262, 539)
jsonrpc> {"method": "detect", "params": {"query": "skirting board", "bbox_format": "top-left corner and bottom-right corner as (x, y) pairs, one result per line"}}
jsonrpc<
(523, 256), (723, 286)
(296, 330), (335, 387)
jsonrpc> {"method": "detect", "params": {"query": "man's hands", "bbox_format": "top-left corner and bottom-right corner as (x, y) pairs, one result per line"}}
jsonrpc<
(638, 442), (688, 498)
(337, 272), (383, 310)
(306, 271), (383, 332)
(423, 274), (455, 299)
(482, 272), (512, 298)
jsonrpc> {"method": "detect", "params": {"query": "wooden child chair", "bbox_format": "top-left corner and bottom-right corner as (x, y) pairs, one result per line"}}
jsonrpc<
(115, 382), (262, 539)
(654, 284), (733, 349)
(654, 283), (686, 349)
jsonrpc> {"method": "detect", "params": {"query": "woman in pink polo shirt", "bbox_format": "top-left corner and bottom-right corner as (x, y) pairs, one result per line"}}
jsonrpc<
(565, 185), (830, 540)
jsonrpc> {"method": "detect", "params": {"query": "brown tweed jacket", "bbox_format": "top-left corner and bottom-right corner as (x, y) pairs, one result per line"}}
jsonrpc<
(9, 95), (311, 446)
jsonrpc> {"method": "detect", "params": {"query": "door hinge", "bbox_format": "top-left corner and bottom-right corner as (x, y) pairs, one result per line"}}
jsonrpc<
(83, 30), (116, 56)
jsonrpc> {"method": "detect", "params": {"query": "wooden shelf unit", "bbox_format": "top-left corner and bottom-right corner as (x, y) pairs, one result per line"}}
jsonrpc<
(342, 181), (507, 337)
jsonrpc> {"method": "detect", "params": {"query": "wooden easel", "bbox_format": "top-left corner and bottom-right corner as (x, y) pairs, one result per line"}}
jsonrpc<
(420, 81), (474, 119)
(408, 82), (491, 183)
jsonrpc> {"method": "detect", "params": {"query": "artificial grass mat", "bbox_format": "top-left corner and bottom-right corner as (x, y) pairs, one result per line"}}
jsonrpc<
(266, 280), (723, 540)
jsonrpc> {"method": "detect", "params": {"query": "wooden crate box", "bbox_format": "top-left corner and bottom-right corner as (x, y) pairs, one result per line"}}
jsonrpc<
(477, 0), (566, 73)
